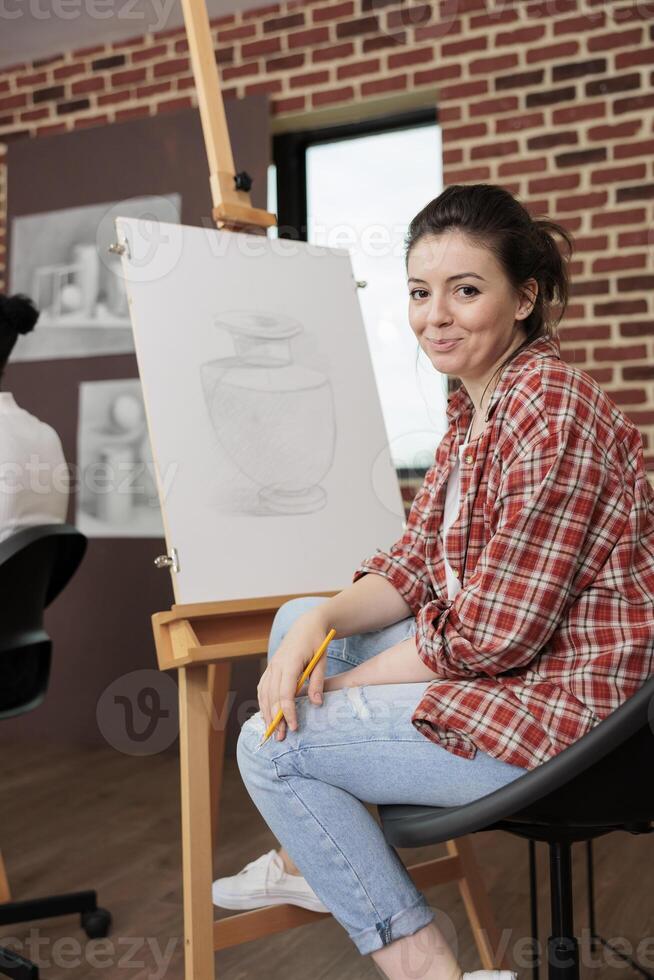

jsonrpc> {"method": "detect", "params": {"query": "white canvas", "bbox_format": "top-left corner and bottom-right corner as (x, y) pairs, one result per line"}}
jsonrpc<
(115, 216), (408, 605)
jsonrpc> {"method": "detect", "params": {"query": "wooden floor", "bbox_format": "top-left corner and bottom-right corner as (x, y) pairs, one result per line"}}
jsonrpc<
(0, 738), (651, 980)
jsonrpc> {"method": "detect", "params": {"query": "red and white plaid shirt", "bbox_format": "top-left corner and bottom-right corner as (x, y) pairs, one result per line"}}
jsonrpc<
(352, 335), (654, 771)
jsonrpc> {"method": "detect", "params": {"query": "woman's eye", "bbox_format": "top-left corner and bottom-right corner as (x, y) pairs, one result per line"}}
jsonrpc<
(410, 286), (479, 300)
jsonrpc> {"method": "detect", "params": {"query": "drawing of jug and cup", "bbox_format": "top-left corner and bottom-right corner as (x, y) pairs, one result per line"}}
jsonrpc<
(200, 311), (336, 514)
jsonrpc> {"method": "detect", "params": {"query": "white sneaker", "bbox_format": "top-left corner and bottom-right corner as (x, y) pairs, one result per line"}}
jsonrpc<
(212, 849), (329, 913)
(463, 972), (518, 980)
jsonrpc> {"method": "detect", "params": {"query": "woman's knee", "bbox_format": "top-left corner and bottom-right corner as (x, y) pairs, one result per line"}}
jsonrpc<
(268, 596), (330, 662)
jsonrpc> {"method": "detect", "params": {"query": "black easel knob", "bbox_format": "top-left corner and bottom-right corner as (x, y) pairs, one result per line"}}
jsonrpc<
(234, 171), (253, 192)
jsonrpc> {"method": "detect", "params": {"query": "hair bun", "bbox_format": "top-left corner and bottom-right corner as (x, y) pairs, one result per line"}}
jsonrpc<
(0, 293), (40, 336)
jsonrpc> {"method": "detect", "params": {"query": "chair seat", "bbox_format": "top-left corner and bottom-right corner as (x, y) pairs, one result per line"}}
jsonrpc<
(379, 675), (654, 849)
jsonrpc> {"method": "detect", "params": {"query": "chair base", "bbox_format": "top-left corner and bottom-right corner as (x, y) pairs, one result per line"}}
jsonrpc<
(0, 946), (39, 980)
(0, 890), (111, 938)
(0, 889), (111, 979)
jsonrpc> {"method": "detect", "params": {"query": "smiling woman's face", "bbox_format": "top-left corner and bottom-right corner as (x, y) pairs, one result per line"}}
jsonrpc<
(406, 229), (536, 388)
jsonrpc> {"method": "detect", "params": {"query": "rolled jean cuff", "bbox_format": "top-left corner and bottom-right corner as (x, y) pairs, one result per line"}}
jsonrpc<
(350, 893), (435, 956)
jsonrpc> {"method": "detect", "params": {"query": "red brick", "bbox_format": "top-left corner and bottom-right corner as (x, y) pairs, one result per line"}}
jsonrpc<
(20, 107), (49, 122)
(526, 41), (579, 64)
(132, 45), (168, 63)
(242, 38), (282, 58)
(360, 74), (406, 96)
(16, 71), (47, 87)
(243, 4), (278, 20)
(114, 105), (150, 121)
(177, 76), (196, 91)
(135, 82), (172, 99)
(590, 163), (647, 185)
(272, 95), (306, 114)
(469, 95), (520, 117)
(288, 27), (330, 48)
(0, 93), (27, 111)
(313, 42), (354, 62)
(217, 24), (257, 42)
(311, 84), (354, 106)
(592, 207), (645, 228)
(388, 47), (433, 70)
(594, 343), (648, 361)
(443, 166), (491, 183)
(615, 48), (654, 69)
(313, 2), (354, 22)
(363, 32), (406, 52)
(244, 79), (284, 96)
(72, 77), (105, 96)
(552, 103), (606, 124)
(155, 96), (194, 114)
(97, 90), (133, 107)
(587, 121), (641, 141)
(36, 123), (67, 136)
(496, 25), (544, 46)
(439, 79), (487, 101)
(290, 70), (330, 88)
(337, 58), (380, 80)
(528, 174), (580, 193)
(415, 22), (461, 42)
(414, 64), (460, 86)
(75, 44), (106, 57)
(112, 68), (147, 87)
(441, 35), (487, 57)
(74, 114), (111, 129)
(593, 254), (646, 273)
(153, 58), (189, 78)
(267, 54), (305, 72)
(587, 27), (643, 51)
(470, 138), (519, 159)
(387, 5), (433, 29)
(222, 62), (259, 81)
(53, 63), (86, 81)
(263, 13), (305, 32)
(500, 156), (549, 177)
(553, 11), (606, 35)
(469, 54), (519, 75)
(443, 122), (487, 143)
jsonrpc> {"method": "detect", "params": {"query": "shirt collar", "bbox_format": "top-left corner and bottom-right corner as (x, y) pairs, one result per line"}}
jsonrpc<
(446, 334), (561, 426)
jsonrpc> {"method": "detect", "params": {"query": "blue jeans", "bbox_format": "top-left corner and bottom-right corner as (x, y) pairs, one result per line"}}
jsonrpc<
(236, 596), (528, 957)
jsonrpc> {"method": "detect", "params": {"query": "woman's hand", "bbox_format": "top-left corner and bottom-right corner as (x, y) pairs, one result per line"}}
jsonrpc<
(258, 610), (332, 742)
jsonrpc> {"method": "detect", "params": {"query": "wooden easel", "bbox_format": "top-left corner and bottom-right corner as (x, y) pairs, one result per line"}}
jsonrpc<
(150, 1), (512, 976)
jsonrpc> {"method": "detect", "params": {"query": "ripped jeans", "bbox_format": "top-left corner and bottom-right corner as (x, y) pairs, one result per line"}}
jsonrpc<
(236, 596), (528, 957)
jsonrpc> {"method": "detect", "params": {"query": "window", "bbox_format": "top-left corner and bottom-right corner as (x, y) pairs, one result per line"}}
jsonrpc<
(272, 111), (447, 471)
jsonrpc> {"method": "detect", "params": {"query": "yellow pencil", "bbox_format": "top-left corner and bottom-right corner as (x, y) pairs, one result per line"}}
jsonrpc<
(258, 628), (337, 748)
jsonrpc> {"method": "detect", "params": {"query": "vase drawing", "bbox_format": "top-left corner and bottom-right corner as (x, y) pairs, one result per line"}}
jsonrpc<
(200, 310), (336, 515)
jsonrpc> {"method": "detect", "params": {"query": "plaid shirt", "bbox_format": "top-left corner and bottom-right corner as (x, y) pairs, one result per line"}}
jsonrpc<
(352, 335), (654, 770)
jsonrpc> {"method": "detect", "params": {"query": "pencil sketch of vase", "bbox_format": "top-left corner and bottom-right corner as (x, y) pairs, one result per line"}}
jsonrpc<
(200, 310), (336, 515)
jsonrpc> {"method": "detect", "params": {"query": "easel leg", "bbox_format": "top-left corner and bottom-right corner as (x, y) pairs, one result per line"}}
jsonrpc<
(0, 851), (10, 903)
(179, 665), (215, 980)
(447, 837), (510, 971)
(207, 662), (232, 870)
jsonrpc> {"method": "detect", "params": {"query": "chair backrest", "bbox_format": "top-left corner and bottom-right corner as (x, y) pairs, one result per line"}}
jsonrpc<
(0, 524), (86, 719)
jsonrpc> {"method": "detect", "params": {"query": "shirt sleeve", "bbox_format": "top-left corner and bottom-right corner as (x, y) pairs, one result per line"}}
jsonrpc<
(351, 462), (438, 617)
(415, 423), (628, 679)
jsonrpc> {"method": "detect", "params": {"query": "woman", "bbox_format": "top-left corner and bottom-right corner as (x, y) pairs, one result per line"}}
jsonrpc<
(215, 184), (654, 979)
(0, 293), (68, 544)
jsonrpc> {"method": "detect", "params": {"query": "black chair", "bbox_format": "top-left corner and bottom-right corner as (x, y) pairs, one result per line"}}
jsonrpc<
(0, 525), (112, 980)
(379, 674), (654, 980)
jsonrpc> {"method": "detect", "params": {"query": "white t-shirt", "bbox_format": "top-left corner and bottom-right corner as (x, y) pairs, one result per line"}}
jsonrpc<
(442, 415), (474, 600)
(0, 392), (69, 546)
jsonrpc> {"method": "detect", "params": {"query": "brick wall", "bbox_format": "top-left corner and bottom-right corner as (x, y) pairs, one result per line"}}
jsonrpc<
(1, 0), (654, 479)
